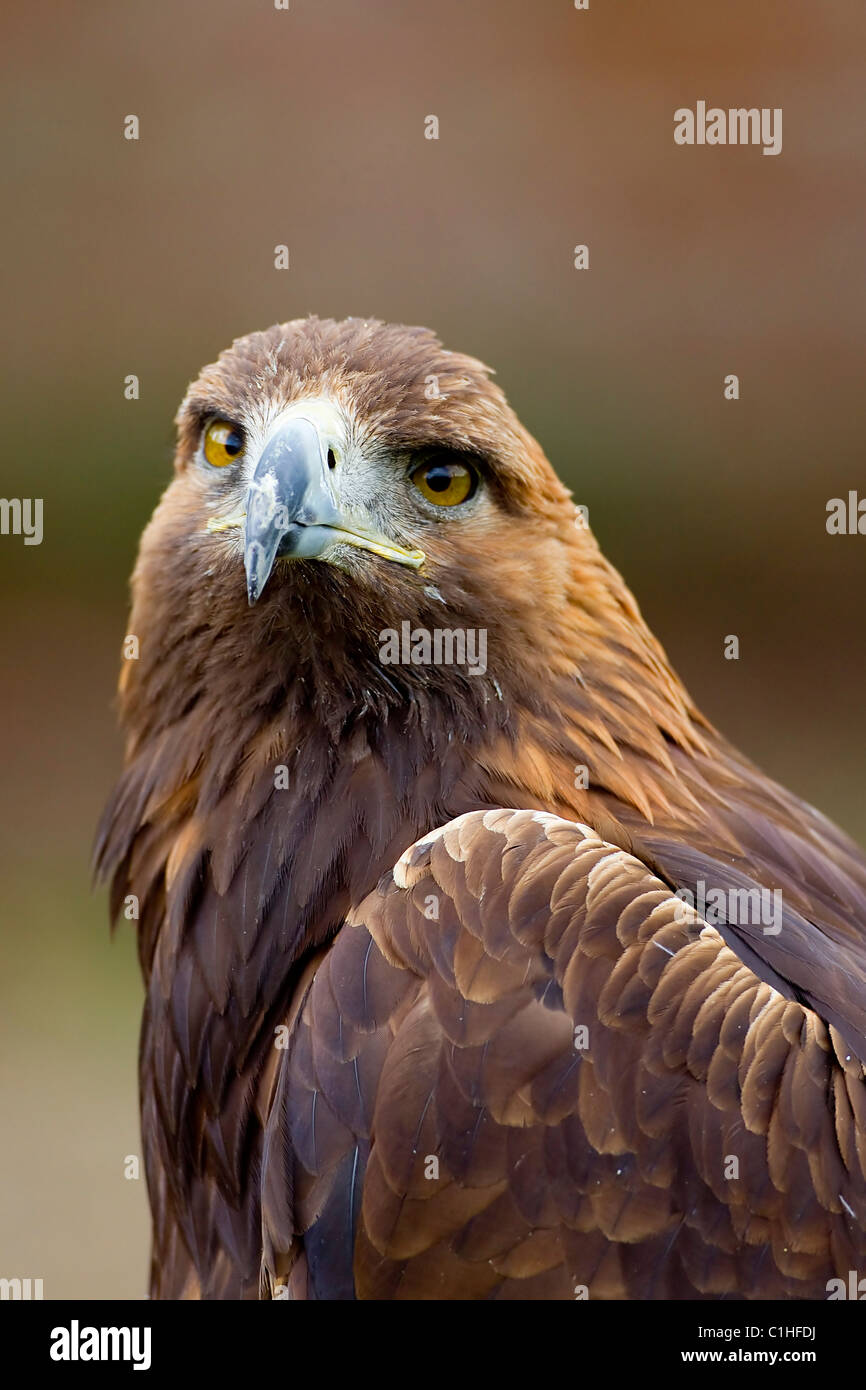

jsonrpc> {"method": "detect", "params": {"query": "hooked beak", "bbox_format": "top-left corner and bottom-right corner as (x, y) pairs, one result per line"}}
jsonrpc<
(223, 415), (424, 604)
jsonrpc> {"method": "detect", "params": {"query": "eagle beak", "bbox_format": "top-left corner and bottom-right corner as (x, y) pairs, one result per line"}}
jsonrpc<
(241, 416), (424, 604)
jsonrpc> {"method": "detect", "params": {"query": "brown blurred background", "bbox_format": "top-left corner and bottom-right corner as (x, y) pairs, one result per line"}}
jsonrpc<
(1, 0), (864, 1298)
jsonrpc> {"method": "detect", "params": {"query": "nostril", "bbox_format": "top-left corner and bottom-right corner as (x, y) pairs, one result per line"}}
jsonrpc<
(327, 449), (337, 470)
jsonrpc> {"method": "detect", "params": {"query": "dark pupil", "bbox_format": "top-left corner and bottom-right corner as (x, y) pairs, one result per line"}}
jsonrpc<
(224, 431), (242, 456)
(426, 464), (456, 492)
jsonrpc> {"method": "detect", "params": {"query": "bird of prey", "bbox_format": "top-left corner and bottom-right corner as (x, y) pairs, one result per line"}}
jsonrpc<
(97, 316), (866, 1300)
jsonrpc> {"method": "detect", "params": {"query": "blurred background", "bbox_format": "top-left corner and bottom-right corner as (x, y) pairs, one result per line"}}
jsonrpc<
(1, 0), (864, 1297)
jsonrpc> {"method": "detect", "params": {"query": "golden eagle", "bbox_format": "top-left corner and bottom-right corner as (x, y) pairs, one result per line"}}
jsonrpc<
(97, 317), (866, 1299)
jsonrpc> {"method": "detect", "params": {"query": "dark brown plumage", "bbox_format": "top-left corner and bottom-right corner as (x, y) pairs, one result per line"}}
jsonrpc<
(96, 316), (866, 1299)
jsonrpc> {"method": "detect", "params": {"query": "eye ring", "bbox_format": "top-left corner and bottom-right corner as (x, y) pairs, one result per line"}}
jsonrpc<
(203, 419), (245, 468)
(410, 455), (477, 508)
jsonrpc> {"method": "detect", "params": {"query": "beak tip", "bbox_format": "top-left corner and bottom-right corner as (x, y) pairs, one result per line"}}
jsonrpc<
(244, 528), (276, 605)
(245, 568), (262, 606)
(243, 555), (262, 605)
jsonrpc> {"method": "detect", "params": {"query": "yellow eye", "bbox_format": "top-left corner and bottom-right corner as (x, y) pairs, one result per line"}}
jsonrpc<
(410, 457), (476, 507)
(203, 419), (245, 468)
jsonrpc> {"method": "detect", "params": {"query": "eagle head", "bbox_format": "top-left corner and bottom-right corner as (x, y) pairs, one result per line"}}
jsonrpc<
(136, 316), (596, 703)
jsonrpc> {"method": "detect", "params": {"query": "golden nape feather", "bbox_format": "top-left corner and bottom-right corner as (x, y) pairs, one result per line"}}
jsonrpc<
(96, 316), (866, 1300)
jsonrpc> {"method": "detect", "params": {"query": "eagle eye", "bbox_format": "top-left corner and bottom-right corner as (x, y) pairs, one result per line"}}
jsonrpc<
(203, 419), (245, 468)
(410, 455), (477, 508)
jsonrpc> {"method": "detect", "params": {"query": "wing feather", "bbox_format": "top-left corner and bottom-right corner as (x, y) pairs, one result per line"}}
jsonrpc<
(260, 807), (866, 1299)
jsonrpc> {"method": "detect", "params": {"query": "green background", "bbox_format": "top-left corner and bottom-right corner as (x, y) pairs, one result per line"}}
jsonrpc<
(1, 0), (864, 1297)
